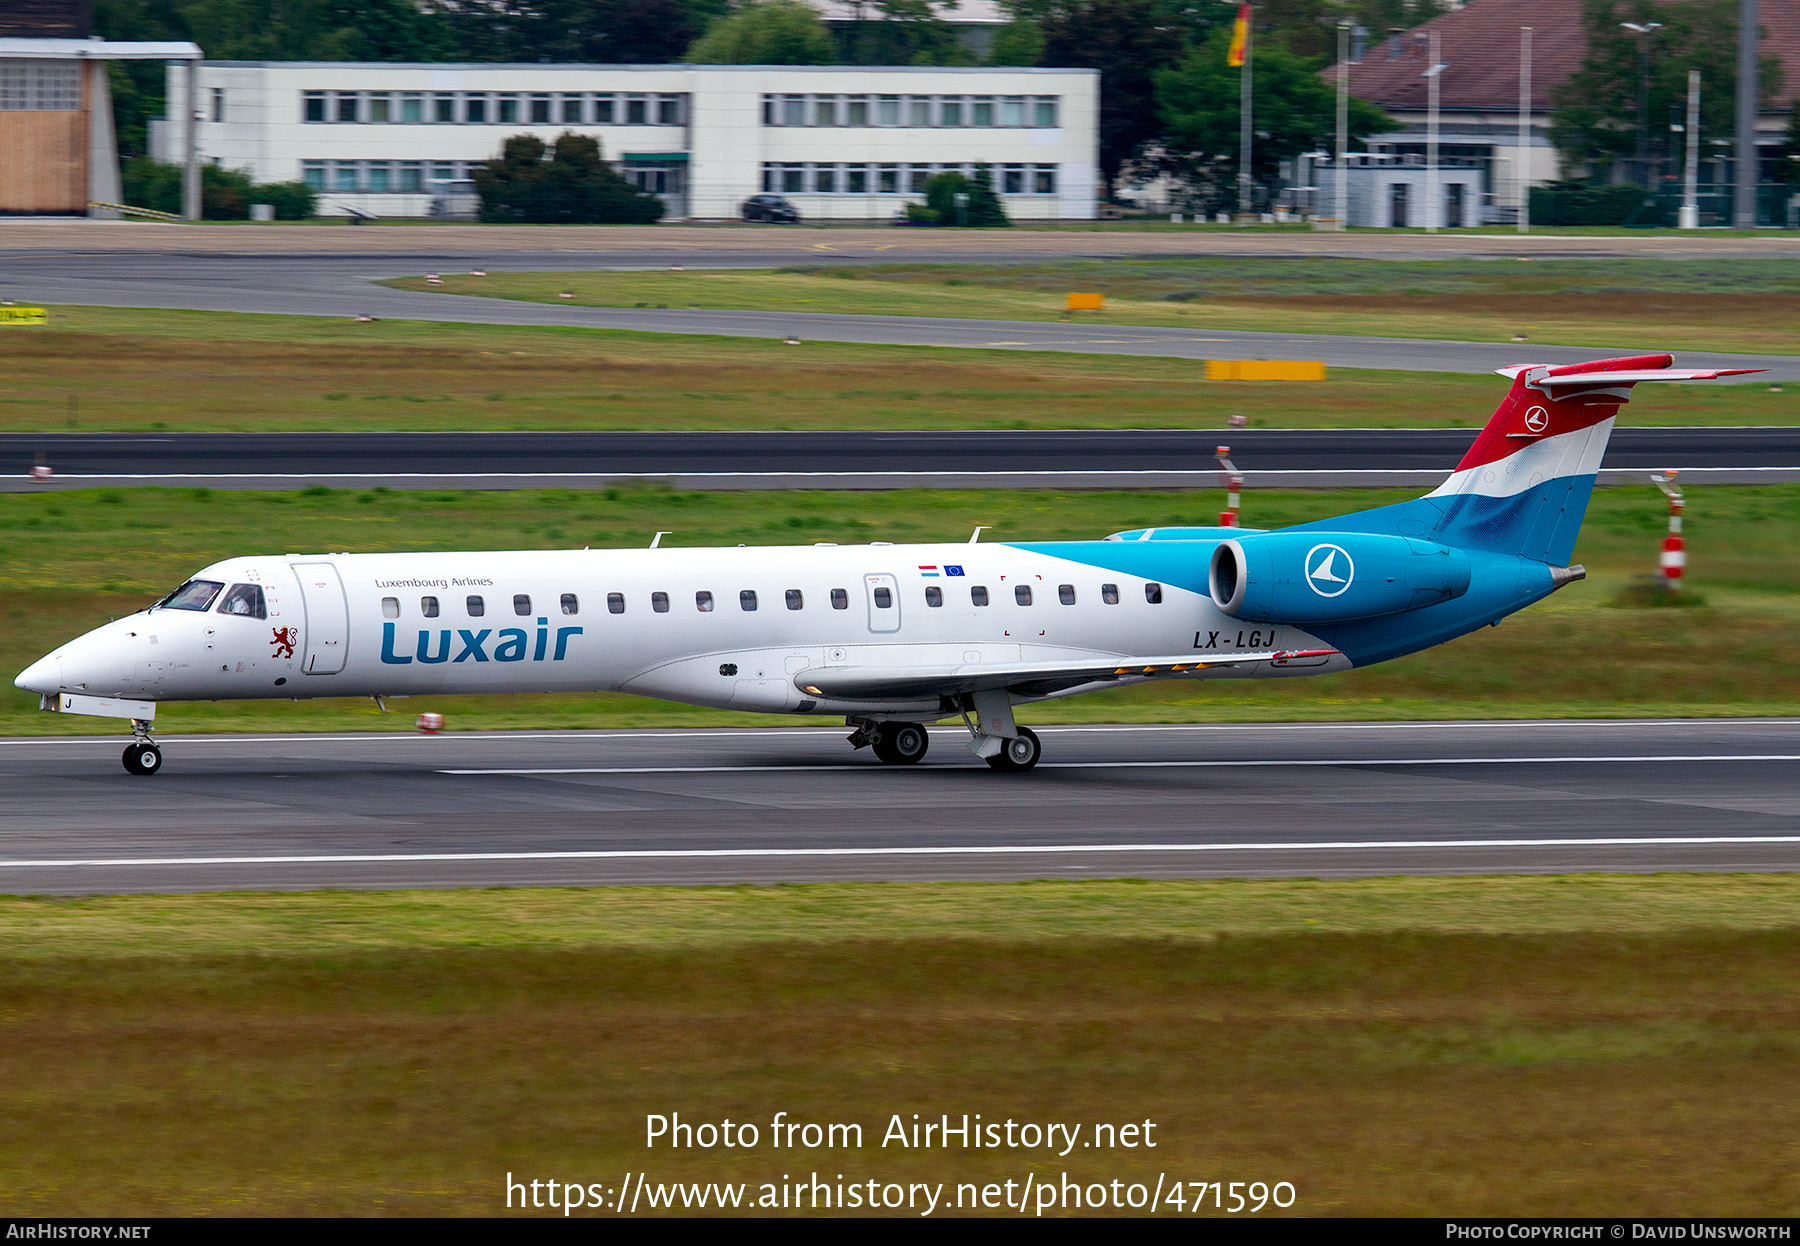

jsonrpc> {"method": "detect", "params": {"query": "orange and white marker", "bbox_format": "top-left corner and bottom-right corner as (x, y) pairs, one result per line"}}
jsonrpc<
(1217, 446), (1242, 527)
(1652, 470), (1684, 590)
(416, 712), (445, 733)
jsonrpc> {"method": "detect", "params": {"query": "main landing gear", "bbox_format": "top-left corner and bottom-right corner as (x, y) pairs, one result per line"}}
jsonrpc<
(850, 720), (932, 765)
(121, 719), (162, 776)
(985, 727), (1041, 773)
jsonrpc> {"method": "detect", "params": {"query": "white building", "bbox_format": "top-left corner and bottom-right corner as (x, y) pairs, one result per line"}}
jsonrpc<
(159, 61), (1099, 221)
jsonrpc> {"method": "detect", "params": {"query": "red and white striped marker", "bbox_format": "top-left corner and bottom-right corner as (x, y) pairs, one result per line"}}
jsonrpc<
(416, 712), (445, 734)
(30, 463), (52, 481)
(1652, 470), (1684, 590)
(1217, 446), (1242, 527)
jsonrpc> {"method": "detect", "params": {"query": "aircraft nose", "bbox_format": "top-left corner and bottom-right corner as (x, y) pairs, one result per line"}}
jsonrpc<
(15, 654), (62, 696)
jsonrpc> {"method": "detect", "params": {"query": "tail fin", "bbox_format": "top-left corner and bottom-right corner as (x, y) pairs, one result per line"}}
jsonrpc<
(1422, 354), (1759, 565)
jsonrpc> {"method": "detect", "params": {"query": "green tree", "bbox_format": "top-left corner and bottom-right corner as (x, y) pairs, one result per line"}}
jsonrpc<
(684, 0), (839, 64)
(1038, 0), (1185, 197)
(1155, 22), (1394, 211)
(473, 133), (666, 224)
(1550, 0), (1785, 179)
(910, 167), (1010, 225)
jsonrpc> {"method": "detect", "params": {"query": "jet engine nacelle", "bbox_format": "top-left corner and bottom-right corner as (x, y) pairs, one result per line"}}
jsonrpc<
(1209, 531), (1472, 624)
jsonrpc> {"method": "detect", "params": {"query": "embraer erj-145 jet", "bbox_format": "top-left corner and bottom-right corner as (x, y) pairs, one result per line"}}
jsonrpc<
(17, 355), (1756, 776)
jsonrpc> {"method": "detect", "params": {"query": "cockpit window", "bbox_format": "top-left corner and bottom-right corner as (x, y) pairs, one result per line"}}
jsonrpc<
(218, 583), (267, 619)
(160, 580), (224, 612)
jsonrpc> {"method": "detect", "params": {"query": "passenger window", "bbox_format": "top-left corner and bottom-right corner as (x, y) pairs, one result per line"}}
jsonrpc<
(652, 591), (670, 613)
(607, 592), (625, 614)
(160, 579), (224, 612)
(1145, 582), (1164, 604)
(786, 589), (803, 611)
(382, 596), (399, 619)
(561, 593), (579, 615)
(830, 588), (849, 610)
(467, 595), (485, 617)
(514, 594), (531, 616)
(1015, 585), (1032, 606)
(1059, 584), (1076, 605)
(740, 590), (758, 611)
(696, 590), (714, 612)
(972, 586), (989, 606)
(421, 596), (439, 618)
(218, 583), (267, 619)
(1102, 583), (1120, 605)
(873, 587), (892, 609)
(925, 586), (942, 607)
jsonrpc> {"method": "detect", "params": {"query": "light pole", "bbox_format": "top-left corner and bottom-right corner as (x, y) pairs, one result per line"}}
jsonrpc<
(1734, 0), (1759, 227)
(1680, 69), (1701, 228)
(1424, 30), (1445, 233)
(1335, 19), (1349, 230)
(1518, 26), (1532, 233)
(1238, 3), (1254, 219)
(1619, 21), (1663, 186)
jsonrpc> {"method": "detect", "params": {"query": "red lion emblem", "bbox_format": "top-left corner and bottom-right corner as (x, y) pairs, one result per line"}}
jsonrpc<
(270, 626), (297, 660)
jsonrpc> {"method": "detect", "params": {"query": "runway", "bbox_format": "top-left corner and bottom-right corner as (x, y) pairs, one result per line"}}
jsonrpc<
(3, 720), (1797, 893)
(7, 426), (1799, 491)
(7, 250), (1798, 381)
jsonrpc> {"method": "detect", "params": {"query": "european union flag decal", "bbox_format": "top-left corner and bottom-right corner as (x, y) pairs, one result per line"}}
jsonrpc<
(944, 565), (965, 576)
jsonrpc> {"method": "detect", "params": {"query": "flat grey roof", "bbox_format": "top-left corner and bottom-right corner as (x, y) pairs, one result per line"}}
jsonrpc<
(0, 38), (201, 60)
(203, 61), (1095, 75)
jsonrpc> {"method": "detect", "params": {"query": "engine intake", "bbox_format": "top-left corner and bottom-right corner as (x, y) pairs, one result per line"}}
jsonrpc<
(1210, 531), (1471, 624)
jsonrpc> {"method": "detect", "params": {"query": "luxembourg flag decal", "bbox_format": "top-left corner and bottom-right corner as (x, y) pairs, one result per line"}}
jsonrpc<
(918, 565), (940, 578)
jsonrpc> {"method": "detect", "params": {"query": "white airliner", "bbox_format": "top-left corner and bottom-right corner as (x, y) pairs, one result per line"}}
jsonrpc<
(16, 355), (1754, 775)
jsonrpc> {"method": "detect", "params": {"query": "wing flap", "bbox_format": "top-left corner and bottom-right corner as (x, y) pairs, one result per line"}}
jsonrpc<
(794, 650), (1340, 702)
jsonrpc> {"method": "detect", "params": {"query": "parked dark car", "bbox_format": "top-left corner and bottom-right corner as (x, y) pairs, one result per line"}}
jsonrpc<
(741, 194), (801, 223)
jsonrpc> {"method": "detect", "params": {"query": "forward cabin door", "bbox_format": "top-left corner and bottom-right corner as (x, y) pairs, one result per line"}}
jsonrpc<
(291, 562), (349, 675)
(864, 572), (901, 634)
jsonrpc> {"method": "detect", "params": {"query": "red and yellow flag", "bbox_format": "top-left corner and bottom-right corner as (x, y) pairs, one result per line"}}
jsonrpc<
(1226, 2), (1250, 67)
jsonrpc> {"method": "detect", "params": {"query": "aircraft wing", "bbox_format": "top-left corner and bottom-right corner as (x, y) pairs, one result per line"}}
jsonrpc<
(793, 649), (1340, 702)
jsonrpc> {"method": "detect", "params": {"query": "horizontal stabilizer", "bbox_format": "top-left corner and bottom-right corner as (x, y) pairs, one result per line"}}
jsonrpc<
(795, 649), (1340, 702)
(1495, 364), (1765, 389)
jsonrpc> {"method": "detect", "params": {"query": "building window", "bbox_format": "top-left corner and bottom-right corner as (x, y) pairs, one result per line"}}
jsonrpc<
(530, 94), (551, 124)
(367, 93), (390, 124)
(560, 93), (582, 124)
(971, 96), (993, 126)
(1001, 95), (1026, 126)
(877, 165), (899, 194)
(1015, 584), (1033, 606)
(431, 161), (458, 184)
(740, 590), (758, 612)
(846, 166), (868, 194)
(302, 160), (326, 190)
(761, 163), (776, 193)
(497, 94), (519, 124)
(786, 589), (804, 610)
(398, 162), (423, 193)
(367, 163), (391, 193)
(211, 87), (224, 123)
(607, 592), (625, 614)
(1003, 164), (1026, 195)
(782, 165), (804, 194)
(1034, 96), (1058, 127)
(1034, 165), (1057, 195)
(513, 594), (531, 616)
(627, 94), (647, 124)
(846, 95), (868, 126)
(813, 95), (837, 126)
(876, 94), (899, 125)
(652, 591), (669, 613)
(940, 97), (962, 126)
(696, 590), (714, 612)
(761, 93), (775, 125)
(925, 586), (943, 607)
(830, 588), (849, 610)
(333, 162), (359, 192)
(814, 164), (836, 194)
(400, 92), (423, 123)
(465, 94), (487, 124)
(972, 586), (989, 606)
(593, 94), (614, 123)
(303, 91), (326, 122)
(467, 595), (485, 616)
(1059, 584), (1076, 605)
(335, 92), (359, 124)
(777, 94), (802, 127)
(434, 92), (455, 123)
(907, 96), (930, 126)
(657, 94), (682, 124)
(908, 165), (930, 194)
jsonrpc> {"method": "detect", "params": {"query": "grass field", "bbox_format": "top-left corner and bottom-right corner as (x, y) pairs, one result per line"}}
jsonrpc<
(5, 483), (1798, 735)
(2, 304), (1794, 434)
(4, 876), (1798, 1215)
(387, 257), (1800, 357)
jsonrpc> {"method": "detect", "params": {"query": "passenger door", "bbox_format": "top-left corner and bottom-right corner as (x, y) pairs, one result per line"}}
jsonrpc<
(291, 562), (349, 675)
(864, 572), (901, 634)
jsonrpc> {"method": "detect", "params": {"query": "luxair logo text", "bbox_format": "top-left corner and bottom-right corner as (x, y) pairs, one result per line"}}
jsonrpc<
(381, 618), (583, 665)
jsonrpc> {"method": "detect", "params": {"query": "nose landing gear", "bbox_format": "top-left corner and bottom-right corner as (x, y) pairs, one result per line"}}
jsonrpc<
(121, 720), (162, 776)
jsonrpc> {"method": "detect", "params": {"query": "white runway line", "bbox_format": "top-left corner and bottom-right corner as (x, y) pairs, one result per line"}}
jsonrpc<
(442, 753), (1800, 776)
(3, 835), (1799, 871)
